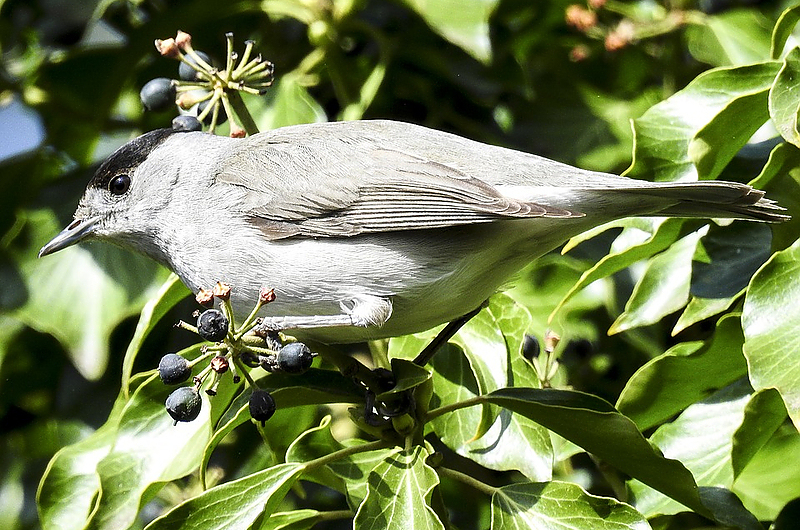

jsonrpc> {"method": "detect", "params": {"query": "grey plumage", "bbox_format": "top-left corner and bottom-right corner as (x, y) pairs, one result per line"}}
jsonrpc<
(39, 120), (788, 343)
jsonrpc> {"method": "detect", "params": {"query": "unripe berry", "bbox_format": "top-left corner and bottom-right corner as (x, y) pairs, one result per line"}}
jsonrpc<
(165, 387), (202, 423)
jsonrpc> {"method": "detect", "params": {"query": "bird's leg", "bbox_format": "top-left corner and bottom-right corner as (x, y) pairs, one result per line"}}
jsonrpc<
(255, 294), (393, 332)
(412, 302), (487, 366)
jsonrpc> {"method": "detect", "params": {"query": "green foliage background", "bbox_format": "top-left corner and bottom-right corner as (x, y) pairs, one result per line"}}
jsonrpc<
(2, 0), (800, 529)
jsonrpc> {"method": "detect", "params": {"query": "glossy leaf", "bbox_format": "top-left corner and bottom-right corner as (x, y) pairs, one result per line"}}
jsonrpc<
(352, 446), (444, 530)
(37, 397), (127, 530)
(629, 62), (780, 182)
(617, 314), (748, 431)
(771, 5), (800, 59)
(14, 209), (168, 380)
(609, 229), (705, 335)
(144, 463), (305, 530)
(400, 0), (497, 63)
(553, 218), (683, 321)
(86, 376), (211, 530)
(428, 295), (553, 481)
(491, 481), (650, 530)
(731, 388), (787, 478)
(121, 274), (190, 397)
(485, 388), (711, 517)
(769, 47), (800, 148)
(327, 447), (398, 510)
(732, 422), (800, 520)
(628, 381), (752, 517)
(742, 236), (800, 430)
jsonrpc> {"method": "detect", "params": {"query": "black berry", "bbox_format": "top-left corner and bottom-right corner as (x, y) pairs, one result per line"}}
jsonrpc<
(172, 115), (202, 132)
(140, 78), (175, 112)
(197, 309), (229, 342)
(165, 387), (202, 423)
(179, 51), (211, 81)
(277, 342), (313, 374)
(522, 334), (540, 361)
(158, 353), (191, 385)
(249, 389), (276, 425)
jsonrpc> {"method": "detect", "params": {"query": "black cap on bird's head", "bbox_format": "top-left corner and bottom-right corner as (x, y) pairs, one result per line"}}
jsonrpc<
(38, 125), (196, 258)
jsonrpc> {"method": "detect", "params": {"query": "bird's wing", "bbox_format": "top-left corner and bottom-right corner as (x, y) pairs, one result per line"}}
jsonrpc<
(215, 130), (581, 240)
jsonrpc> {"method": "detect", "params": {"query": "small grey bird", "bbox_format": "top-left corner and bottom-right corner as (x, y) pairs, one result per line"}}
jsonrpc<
(39, 120), (787, 343)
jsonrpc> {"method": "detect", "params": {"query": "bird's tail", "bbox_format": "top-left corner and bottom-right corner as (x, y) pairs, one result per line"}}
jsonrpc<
(614, 181), (789, 222)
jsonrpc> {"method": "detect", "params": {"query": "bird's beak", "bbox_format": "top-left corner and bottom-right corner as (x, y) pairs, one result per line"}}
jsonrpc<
(38, 217), (99, 258)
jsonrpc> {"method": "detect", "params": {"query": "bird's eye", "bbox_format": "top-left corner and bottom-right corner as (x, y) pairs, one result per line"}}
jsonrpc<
(109, 174), (131, 196)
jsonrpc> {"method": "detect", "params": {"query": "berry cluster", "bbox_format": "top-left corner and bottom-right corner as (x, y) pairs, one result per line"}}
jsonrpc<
(158, 283), (316, 426)
(139, 31), (274, 135)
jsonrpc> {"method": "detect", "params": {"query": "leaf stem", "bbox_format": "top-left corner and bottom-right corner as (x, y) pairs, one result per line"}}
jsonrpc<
(304, 439), (392, 472)
(425, 395), (486, 422)
(436, 466), (498, 497)
(316, 510), (354, 522)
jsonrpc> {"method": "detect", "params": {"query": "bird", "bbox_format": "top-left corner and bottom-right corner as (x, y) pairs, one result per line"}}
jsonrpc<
(38, 120), (788, 343)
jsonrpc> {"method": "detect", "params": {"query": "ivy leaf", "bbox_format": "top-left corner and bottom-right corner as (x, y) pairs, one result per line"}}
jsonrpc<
(742, 236), (800, 430)
(491, 481), (650, 530)
(629, 62), (780, 182)
(617, 314), (748, 431)
(628, 381), (753, 517)
(771, 5), (800, 59)
(769, 47), (800, 148)
(145, 463), (305, 530)
(609, 229), (705, 335)
(486, 387), (758, 526)
(399, 0), (498, 64)
(14, 209), (168, 380)
(353, 446), (444, 530)
(121, 274), (190, 397)
(86, 376), (211, 530)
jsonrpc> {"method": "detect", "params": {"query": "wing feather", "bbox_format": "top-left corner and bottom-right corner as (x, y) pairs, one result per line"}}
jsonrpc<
(215, 129), (582, 239)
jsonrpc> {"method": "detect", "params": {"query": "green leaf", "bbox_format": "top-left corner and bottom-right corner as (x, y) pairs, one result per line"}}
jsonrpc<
(672, 222), (773, 334)
(377, 358), (432, 400)
(731, 388), (787, 478)
(198, 369), (362, 488)
(352, 446), (444, 530)
(87, 376), (211, 530)
(732, 422), (800, 520)
(628, 381), (753, 517)
(399, 0), (498, 64)
(430, 343), (553, 481)
(617, 314), (748, 431)
(285, 416), (345, 492)
(485, 388), (712, 517)
(327, 447), (397, 510)
(553, 218), (683, 321)
(686, 10), (772, 67)
(629, 62), (780, 182)
(429, 295), (553, 481)
(255, 510), (323, 530)
(37, 396), (128, 530)
(771, 5), (800, 59)
(672, 294), (739, 335)
(742, 236), (800, 430)
(144, 463), (305, 530)
(14, 209), (168, 380)
(121, 274), (190, 397)
(253, 75), (327, 131)
(609, 229), (704, 335)
(491, 481), (650, 530)
(769, 47), (800, 148)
